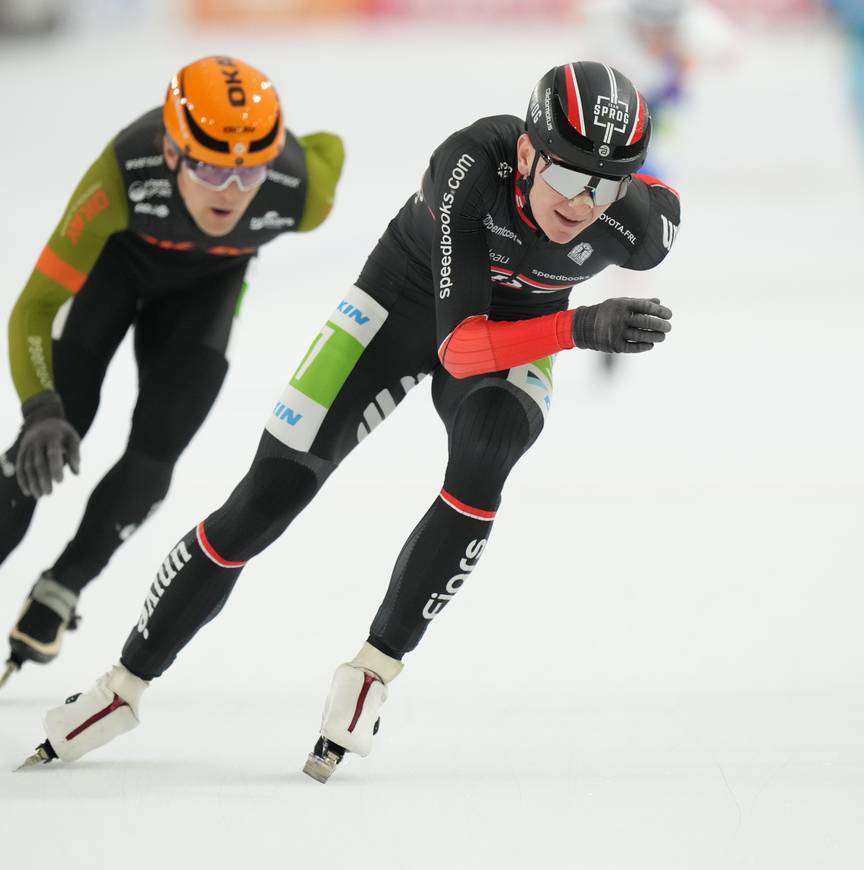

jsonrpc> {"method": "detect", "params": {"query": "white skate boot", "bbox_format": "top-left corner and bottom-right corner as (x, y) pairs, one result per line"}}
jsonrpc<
(17, 663), (149, 769)
(303, 642), (403, 783)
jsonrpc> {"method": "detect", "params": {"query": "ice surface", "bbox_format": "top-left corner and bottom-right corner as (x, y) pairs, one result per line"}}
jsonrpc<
(0, 15), (862, 870)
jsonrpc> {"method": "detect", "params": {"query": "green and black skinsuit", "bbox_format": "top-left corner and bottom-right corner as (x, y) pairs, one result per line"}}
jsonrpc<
(1, 107), (343, 626)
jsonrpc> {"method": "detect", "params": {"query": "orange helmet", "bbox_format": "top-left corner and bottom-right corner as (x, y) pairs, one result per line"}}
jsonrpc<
(163, 56), (285, 168)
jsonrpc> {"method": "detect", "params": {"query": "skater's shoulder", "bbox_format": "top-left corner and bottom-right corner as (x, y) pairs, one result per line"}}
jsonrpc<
(296, 131), (345, 176)
(112, 108), (166, 167)
(431, 115), (522, 165)
(609, 174), (681, 271)
(458, 114), (524, 143)
(633, 172), (681, 217)
(293, 131), (344, 232)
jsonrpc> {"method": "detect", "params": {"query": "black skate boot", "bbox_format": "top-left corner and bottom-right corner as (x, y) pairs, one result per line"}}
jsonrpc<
(1, 572), (80, 689)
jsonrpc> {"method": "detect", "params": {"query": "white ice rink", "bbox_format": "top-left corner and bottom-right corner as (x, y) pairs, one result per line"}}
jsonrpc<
(1, 10), (862, 870)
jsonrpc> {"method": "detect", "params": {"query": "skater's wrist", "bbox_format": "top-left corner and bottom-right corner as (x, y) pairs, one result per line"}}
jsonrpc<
(570, 305), (600, 351)
(21, 390), (66, 427)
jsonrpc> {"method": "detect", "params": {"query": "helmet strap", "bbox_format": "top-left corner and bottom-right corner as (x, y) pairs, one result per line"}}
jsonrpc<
(164, 135), (184, 181)
(518, 150), (541, 197)
(516, 150), (545, 236)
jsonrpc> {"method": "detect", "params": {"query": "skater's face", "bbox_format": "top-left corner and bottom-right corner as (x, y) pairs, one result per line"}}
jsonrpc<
(163, 138), (265, 237)
(516, 134), (611, 245)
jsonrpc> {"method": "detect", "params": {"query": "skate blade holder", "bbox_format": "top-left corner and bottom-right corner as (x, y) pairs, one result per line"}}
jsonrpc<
(303, 738), (345, 784)
(16, 740), (57, 771)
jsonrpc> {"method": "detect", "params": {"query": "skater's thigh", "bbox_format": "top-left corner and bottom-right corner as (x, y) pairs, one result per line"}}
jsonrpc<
(133, 258), (247, 368)
(129, 271), (246, 462)
(264, 283), (439, 466)
(52, 238), (140, 435)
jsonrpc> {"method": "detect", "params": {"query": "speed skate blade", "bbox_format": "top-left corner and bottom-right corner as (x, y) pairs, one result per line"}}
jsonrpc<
(303, 750), (340, 783)
(16, 742), (56, 771)
(0, 659), (19, 691)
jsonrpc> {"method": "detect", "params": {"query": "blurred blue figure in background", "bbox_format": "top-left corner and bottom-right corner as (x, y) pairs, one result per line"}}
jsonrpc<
(582, 0), (737, 183)
(624, 0), (737, 180)
(581, 0), (734, 374)
(828, 0), (864, 146)
(627, 0), (689, 179)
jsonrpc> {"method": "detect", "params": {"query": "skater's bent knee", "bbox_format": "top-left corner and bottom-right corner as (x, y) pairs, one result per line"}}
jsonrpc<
(442, 384), (540, 508)
(204, 445), (332, 558)
(449, 385), (535, 471)
(246, 457), (320, 518)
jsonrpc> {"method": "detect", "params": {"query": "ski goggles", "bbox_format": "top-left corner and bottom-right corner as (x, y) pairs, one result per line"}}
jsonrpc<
(537, 152), (631, 206)
(182, 157), (269, 192)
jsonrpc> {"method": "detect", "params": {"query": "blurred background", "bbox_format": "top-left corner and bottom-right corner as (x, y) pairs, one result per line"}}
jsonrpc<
(0, 1), (862, 868)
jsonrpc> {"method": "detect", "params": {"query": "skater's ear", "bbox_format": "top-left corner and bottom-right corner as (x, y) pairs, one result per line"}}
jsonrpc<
(516, 133), (535, 176)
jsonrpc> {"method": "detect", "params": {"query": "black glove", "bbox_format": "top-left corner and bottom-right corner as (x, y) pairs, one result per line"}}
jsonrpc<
(571, 297), (672, 354)
(16, 391), (81, 498)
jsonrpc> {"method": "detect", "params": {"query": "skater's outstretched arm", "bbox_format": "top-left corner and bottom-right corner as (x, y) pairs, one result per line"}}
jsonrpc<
(8, 142), (128, 496)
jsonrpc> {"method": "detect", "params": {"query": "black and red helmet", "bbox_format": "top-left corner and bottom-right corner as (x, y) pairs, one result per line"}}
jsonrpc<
(526, 61), (651, 177)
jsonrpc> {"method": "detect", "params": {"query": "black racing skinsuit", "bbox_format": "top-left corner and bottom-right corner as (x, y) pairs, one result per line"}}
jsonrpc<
(119, 114), (681, 681)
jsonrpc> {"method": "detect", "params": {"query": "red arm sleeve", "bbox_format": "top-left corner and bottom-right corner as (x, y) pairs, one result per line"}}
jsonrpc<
(438, 310), (576, 379)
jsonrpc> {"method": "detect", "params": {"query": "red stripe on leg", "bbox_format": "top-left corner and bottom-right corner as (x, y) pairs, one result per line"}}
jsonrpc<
(439, 489), (497, 521)
(197, 522), (246, 568)
(347, 673), (377, 734)
(65, 693), (129, 741)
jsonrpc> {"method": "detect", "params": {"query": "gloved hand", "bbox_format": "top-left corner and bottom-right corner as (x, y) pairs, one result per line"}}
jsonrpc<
(16, 391), (81, 498)
(571, 297), (672, 354)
